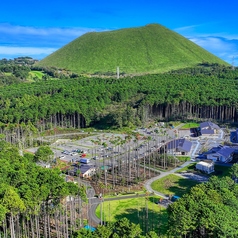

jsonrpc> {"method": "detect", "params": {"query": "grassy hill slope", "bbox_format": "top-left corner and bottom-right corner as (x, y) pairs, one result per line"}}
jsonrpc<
(37, 23), (228, 74)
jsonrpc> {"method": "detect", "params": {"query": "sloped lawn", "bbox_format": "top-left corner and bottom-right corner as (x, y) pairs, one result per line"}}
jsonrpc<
(151, 174), (199, 197)
(95, 196), (168, 235)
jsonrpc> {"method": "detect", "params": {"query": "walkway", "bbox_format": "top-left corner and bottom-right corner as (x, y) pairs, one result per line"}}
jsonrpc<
(144, 160), (193, 198)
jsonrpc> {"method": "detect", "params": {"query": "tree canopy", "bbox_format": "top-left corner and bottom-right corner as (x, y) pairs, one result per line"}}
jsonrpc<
(167, 175), (238, 237)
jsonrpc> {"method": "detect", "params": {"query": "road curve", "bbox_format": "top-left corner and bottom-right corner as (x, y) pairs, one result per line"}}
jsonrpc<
(144, 161), (193, 198)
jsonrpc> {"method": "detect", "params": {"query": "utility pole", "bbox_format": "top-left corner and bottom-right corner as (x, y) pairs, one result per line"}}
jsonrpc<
(117, 66), (120, 79)
(232, 56), (235, 70)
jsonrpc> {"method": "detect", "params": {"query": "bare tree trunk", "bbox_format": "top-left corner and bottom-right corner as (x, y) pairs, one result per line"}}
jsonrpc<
(44, 204), (47, 238)
(30, 215), (35, 238)
(47, 210), (51, 238)
(10, 214), (15, 238)
(65, 203), (69, 238)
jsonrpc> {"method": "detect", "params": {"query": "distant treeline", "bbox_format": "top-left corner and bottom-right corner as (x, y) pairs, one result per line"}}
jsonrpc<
(0, 57), (79, 86)
(0, 63), (236, 130)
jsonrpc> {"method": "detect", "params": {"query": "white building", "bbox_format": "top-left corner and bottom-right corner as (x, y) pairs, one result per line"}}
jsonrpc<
(196, 160), (214, 174)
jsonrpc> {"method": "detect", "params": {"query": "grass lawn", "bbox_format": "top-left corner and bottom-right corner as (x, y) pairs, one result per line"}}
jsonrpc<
(151, 174), (199, 197)
(103, 190), (145, 198)
(181, 122), (199, 129)
(178, 156), (191, 162)
(95, 196), (168, 235)
(29, 71), (45, 79)
(176, 163), (196, 172)
(212, 165), (231, 178)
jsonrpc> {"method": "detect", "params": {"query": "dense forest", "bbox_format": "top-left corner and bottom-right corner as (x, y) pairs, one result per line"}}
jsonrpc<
(0, 62), (237, 145)
(168, 172), (238, 237)
(0, 140), (87, 237)
(1, 60), (238, 237)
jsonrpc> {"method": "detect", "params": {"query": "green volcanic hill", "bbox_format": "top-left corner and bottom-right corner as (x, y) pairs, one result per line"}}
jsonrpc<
(37, 24), (228, 74)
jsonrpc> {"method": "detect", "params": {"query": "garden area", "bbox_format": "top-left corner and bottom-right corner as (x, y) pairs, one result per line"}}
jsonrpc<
(180, 122), (199, 129)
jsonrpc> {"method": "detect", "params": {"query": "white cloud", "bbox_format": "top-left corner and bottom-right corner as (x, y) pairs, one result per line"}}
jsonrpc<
(173, 24), (238, 65)
(0, 46), (56, 56)
(190, 37), (235, 51)
(0, 23), (105, 37)
(174, 24), (201, 33)
(189, 36), (238, 64)
(175, 23), (238, 41)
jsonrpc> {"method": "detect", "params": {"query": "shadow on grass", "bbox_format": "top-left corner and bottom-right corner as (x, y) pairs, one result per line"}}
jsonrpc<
(164, 178), (199, 197)
(114, 207), (168, 236)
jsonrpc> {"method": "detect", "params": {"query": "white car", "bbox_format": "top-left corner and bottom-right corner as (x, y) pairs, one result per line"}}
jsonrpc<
(70, 152), (78, 156)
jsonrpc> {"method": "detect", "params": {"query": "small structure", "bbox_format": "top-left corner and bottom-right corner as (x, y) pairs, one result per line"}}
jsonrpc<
(230, 129), (238, 143)
(65, 175), (75, 182)
(166, 138), (192, 155)
(37, 162), (51, 168)
(84, 225), (96, 232)
(200, 121), (220, 135)
(196, 160), (214, 174)
(171, 195), (180, 202)
(79, 164), (96, 178)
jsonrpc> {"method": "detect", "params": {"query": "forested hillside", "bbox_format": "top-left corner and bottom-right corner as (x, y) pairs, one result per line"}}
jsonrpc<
(0, 63), (236, 145)
(37, 24), (227, 74)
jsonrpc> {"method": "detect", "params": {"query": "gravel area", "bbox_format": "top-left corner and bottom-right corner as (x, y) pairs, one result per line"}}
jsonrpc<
(179, 172), (209, 182)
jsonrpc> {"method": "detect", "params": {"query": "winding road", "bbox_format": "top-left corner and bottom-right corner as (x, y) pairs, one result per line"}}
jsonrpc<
(87, 159), (194, 225)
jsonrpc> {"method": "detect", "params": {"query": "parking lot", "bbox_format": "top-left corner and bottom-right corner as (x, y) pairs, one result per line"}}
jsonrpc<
(26, 125), (225, 171)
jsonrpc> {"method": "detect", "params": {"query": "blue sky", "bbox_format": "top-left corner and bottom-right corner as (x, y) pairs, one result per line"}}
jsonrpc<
(1, 0), (238, 65)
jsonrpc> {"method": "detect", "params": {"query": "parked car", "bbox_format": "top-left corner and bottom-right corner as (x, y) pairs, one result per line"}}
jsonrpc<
(62, 150), (70, 155)
(70, 152), (78, 156)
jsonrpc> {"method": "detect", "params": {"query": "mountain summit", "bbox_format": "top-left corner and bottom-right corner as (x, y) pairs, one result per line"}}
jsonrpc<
(38, 23), (227, 74)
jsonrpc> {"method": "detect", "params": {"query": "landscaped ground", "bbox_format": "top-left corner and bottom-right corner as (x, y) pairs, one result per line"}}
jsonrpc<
(176, 163), (196, 173)
(212, 165), (231, 177)
(95, 196), (168, 235)
(151, 174), (199, 197)
(28, 70), (44, 79)
(181, 122), (199, 129)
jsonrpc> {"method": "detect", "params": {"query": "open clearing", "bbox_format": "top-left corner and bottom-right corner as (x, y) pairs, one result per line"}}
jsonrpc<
(95, 195), (168, 235)
(151, 174), (199, 197)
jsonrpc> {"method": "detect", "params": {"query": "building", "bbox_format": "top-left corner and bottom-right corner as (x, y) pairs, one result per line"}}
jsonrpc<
(191, 121), (220, 137)
(166, 138), (192, 155)
(230, 129), (238, 143)
(203, 146), (235, 163)
(196, 160), (214, 174)
(200, 121), (220, 135)
(79, 164), (96, 178)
